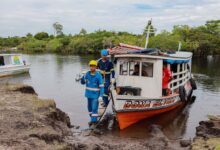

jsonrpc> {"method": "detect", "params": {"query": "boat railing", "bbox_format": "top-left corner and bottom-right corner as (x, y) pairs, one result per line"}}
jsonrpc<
(172, 69), (188, 76)
(169, 67), (191, 92)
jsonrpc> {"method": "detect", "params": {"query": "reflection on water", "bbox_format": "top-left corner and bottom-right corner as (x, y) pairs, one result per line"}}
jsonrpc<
(0, 73), (31, 83)
(0, 54), (220, 139)
(192, 56), (220, 93)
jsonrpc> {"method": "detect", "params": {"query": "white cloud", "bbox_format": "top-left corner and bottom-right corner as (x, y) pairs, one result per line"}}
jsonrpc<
(0, 0), (219, 37)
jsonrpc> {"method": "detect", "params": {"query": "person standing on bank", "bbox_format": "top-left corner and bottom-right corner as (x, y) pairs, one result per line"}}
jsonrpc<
(81, 60), (104, 125)
(97, 49), (115, 107)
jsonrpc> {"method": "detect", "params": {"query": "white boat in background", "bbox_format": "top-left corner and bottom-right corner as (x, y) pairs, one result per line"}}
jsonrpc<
(0, 54), (30, 77)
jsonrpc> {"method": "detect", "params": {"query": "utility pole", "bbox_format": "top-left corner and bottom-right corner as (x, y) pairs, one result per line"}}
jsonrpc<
(145, 19), (152, 49)
(178, 41), (182, 51)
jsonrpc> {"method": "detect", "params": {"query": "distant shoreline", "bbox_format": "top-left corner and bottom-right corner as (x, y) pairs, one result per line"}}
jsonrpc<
(1, 48), (220, 57)
(1, 20), (220, 56)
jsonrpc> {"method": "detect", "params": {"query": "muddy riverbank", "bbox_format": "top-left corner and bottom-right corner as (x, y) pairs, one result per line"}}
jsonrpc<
(0, 83), (219, 150)
(0, 84), (73, 150)
(191, 115), (220, 150)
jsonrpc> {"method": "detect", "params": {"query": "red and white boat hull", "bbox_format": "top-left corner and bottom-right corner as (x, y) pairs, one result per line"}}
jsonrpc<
(112, 89), (192, 129)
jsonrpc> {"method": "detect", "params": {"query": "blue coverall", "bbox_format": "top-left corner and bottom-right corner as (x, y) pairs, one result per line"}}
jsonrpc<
(81, 71), (104, 122)
(97, 58), (115, 106)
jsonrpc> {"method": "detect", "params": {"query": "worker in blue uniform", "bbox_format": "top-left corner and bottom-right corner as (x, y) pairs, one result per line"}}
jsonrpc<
(97, 49), (115, 107)
(81, 60), (104, 124)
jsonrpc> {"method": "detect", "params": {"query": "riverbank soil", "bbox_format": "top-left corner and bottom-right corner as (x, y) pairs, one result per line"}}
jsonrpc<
(0, 84), (73, 150)
(191, 115), (220, 150)
(69, 124), (186, 150)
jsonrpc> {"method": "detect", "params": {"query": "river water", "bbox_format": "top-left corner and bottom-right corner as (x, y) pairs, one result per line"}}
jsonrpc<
(1, 54), (220, 140)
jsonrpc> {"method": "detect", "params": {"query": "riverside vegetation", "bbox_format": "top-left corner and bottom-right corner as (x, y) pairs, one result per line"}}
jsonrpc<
(0, 20), (219, 56)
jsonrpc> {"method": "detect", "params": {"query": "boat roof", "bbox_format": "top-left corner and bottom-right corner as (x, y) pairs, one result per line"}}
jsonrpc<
(0, 54), (22, 56)
(114, 51), (192, 60)
(109, 43), (192, 60)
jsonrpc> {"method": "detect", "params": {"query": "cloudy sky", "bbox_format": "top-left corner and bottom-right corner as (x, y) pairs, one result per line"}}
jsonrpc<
(0, 0), (219, 37)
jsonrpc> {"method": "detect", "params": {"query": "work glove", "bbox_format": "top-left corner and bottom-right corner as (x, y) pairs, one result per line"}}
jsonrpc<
(111, 78), (116, 84)
(79, 70), (87, 80)
(98, 97), (102, 102)
(81, 70), (87, 75)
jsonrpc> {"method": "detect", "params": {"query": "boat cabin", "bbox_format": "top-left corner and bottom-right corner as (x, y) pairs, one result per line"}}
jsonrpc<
(0, 54), (25, 66)
(114, 51), (192, 98)
(0, 54), (30, 78)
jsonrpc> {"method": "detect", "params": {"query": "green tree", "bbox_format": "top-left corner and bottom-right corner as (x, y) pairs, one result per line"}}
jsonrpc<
(19, 39), (46, 52)
(46, 39), (63, 52)
(34, 32), (49, 40)
(205, 20), (220, 35)
(102, 37), (113, 48)
(172, 25), (191, 41)
(149, 30), (182, 50)
(59, 37), (70, 46)
(79, 28), (87, 35)
(26, 33), (33, 38)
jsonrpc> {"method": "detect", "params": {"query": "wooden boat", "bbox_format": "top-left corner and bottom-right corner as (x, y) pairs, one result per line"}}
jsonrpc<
(109, 46), (197, 129)
(106, 20), (197, 130)
(0, 54), (30, 77)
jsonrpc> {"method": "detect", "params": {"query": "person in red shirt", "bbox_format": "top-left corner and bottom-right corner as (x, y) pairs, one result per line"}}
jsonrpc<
(162, 62), (172, 96)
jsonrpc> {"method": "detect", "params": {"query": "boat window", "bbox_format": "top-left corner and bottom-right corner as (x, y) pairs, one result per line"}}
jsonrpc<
(129, 61), (140, 76)
(0, 56), (5, 66)
(119, 61), (154, 77)
(142, 62), (153, 77)
(12, 56), (22, 65)
(119, 61), (128, 75)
